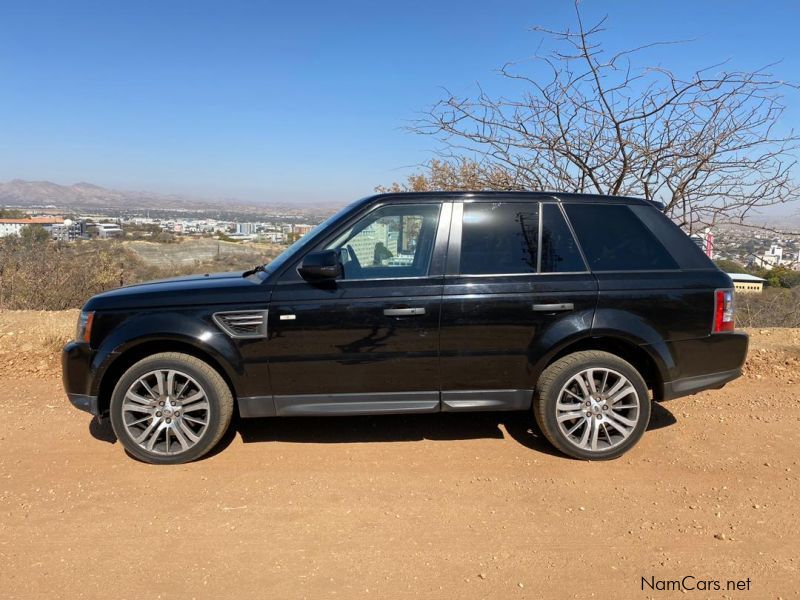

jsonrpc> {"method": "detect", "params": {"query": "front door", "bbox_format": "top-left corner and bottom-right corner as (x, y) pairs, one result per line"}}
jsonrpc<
(438, 199), (598, 411)
(266, 201), (450, 415)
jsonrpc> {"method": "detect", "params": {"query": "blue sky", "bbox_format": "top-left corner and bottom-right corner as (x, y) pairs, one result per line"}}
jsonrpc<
(0, 0), (798, 204)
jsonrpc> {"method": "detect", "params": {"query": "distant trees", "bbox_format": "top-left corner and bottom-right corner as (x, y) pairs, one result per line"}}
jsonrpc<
(736, 287), (800, 327)
(0, 232), (121, 310)
(383, 2), (799, 233)
(19, 225), (50, 244)
(759, 265), (800, 288)
(713, 259), (748, 274)
(714, 259), (800, 288)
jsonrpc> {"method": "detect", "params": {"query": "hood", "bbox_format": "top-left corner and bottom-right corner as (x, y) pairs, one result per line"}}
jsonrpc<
(115, 270), (245, 289)
(84, 270), (269, 311)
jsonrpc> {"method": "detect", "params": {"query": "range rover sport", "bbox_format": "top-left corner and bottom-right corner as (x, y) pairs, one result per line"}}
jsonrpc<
(62, 192), (749, 464)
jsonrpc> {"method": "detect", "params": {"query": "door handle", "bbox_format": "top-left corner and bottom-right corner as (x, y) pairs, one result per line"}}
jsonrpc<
(384, 307), (426, 317)
(532, 303), (574, 312)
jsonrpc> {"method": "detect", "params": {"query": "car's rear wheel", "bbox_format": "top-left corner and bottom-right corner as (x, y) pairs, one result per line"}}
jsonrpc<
(109, 352), (233, 465)
(533, 350), (651, 460)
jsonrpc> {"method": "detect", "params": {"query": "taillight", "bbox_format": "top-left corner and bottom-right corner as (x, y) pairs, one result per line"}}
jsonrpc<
(712, 289), (734, 333)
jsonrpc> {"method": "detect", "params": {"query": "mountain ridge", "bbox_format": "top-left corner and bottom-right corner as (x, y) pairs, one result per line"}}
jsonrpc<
(0, 179), (232, 210)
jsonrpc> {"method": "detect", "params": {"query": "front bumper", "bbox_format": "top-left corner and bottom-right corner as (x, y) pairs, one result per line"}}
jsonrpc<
(67, 393), (100, 416)
(62, 341), (99, 416)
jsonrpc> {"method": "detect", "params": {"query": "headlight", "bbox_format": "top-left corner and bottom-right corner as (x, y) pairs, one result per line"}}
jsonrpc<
(75, 310), (95, 343)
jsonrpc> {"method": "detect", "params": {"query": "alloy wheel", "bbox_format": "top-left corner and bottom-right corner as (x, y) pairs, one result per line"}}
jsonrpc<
(555, 367), (641, 453)
(121, 369), (210, 456)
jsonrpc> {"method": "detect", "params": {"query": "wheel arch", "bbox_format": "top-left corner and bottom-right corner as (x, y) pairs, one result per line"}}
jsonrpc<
(96, 339), (237, 417)
(535, 335), (667, 400)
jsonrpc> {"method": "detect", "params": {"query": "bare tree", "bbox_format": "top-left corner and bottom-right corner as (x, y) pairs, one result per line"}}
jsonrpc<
(388, 2), (800, 233)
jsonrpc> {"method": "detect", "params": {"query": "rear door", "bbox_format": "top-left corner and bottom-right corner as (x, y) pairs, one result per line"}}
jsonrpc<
(438, 198), (598, 411)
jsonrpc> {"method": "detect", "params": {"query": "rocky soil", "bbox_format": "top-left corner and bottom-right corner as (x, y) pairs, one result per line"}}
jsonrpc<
(1, 311), (798, 599)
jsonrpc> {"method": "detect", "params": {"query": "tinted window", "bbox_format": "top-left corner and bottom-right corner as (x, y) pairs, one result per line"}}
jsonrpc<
(630, 205), (714, 269)
(564, 204), (678, 271)
(327, 203), (440, 279)
(460, 202), (539, 274)
(541, 204), (586, 272)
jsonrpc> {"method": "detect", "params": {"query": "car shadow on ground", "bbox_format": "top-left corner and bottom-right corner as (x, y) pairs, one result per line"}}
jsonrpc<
(89, 416), (117, 443)
(88, 401), (677, 460)
(234, 401), (677, 457)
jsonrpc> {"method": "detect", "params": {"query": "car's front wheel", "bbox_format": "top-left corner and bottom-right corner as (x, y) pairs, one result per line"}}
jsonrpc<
(109, 352), (233, 465)
(533, 350), (651, 460)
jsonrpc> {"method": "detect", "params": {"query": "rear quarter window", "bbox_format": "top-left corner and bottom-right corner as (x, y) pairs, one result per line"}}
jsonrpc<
(564, 204), (678, 271)
(628, 205), (716, 269)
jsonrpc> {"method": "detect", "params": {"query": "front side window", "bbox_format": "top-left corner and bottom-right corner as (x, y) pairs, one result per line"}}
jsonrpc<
(327, 203), (440, 279)
(460, 202), (539, 275)
(564, 204), (678, 271)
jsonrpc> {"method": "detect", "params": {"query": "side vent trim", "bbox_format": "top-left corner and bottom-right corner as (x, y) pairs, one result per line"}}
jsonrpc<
(212, 310), (268, 339)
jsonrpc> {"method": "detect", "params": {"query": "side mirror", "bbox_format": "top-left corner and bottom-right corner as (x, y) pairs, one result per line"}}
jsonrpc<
(298, 250), (342, 281)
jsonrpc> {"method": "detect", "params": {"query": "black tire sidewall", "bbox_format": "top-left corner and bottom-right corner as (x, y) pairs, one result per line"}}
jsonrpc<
(539, 354), (651, 460)
(110, 356), (225, 465)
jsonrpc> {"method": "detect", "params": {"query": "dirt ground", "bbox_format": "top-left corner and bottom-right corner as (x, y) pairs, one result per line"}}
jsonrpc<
(1, 311), (799, 599)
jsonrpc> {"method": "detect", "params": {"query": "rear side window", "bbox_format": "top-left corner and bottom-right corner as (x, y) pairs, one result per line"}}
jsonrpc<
(460, 202), (538, 274)
(541, 204), (586, 272)
(564, 204), (678, 271)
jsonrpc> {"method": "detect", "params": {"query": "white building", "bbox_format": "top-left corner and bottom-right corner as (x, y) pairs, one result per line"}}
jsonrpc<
(95, 223), (123, 238)
(764, 244), (783, 266)
(350, 221), (390, 265)
(753, 244), (783, 270)
(0, 217), (63, 237)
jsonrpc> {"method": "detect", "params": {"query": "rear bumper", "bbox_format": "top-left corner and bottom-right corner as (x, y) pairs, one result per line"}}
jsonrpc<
(662, 368), (742, 401)
(659, 331), (749, 400)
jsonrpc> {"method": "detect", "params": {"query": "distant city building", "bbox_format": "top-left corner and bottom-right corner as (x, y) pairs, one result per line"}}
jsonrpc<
(350, 221), (389, 265)
(758, 244), (783, 270)
(260, 231), (286, 243)
(236, 222), (256, 235)
(726, 272), (766, 294)
(0, 217), (63, 237)
(292, 223), (313, 236)
(50, 219), (86, 241)
(94, 223), (123, 238)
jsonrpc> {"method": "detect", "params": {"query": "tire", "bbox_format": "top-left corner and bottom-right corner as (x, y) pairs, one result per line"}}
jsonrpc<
(109, 352), (234, 465)
(533, 350), (651, 460)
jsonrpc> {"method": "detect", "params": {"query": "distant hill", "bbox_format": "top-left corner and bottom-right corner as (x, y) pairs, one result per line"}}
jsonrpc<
(0, 179), (341, 219)
(0, 179), (221, 211)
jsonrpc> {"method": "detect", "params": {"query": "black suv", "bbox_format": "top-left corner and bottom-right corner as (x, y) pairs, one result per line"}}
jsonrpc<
(63, 192), (748, 464)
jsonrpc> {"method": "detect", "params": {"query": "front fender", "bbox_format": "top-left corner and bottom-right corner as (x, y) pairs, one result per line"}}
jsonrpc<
(88, 311), (245, 397)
